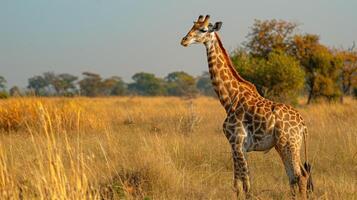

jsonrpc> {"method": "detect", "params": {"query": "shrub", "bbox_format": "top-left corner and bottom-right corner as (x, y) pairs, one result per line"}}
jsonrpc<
(232, 50), (305, 104)
(0, 92), (9, 99)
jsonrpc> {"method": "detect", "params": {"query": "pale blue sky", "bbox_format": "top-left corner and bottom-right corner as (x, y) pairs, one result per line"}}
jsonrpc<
(1, 0), (357, 87)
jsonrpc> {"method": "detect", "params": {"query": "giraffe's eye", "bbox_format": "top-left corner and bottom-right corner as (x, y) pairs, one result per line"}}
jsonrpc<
(199, 29), (207, 33)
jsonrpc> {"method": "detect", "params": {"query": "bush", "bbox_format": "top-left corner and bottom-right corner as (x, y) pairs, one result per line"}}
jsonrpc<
(232, 50), (305, 105)
(0, 92), (9, 99)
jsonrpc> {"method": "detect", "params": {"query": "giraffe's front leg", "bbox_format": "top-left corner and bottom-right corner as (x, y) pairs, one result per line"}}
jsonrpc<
(224, 117), (251, 199)
(232, 134), (251, 199)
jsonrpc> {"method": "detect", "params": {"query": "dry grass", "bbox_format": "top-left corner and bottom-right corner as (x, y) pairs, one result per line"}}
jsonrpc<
(0, 96), (356, 199)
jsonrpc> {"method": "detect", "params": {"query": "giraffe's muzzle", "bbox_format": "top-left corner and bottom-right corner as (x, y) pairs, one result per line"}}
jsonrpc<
(181, 36), (189, 47)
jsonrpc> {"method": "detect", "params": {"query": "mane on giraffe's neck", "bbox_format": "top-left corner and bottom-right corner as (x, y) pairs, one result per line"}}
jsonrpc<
(213, 33), (257, 92)
(205, 32), (260, 111)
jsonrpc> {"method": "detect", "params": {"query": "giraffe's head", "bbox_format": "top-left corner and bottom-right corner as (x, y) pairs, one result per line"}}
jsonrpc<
(181, 15), (222, 47)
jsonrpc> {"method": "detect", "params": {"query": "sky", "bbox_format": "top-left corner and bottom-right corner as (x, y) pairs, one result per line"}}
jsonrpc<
(1, 0), (357, 88)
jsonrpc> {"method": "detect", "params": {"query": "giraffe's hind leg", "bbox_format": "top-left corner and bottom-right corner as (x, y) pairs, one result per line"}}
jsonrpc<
(275, 144), (308, 200)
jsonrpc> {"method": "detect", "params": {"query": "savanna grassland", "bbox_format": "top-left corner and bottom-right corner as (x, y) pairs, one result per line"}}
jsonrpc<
(0, 97), (356, 199)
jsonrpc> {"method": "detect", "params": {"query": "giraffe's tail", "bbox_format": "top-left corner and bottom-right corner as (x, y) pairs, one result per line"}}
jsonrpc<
(302, 126), (314, 193)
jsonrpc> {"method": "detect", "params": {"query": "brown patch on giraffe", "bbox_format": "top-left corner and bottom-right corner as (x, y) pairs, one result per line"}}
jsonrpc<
(290, 121), (298, 126)
(224, 82), (231, 89)
(257, 101), (264, 107)
(283, 114), (290, 121)
(219, 70), (225, 78)
(232, 81), (238, 89)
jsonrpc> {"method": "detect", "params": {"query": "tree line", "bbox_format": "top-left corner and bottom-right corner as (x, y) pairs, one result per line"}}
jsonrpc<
(0, 71), (214, 98)
(1, 19), (356, 104)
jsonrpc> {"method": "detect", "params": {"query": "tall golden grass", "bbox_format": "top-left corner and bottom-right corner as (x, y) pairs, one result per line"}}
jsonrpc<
(0, 97), (356, 199)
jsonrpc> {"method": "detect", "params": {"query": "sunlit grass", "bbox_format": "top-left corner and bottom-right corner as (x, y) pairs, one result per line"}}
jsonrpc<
(0, 97), (356, 199)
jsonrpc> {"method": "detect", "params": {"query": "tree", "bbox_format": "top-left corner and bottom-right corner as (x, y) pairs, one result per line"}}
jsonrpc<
(54, 73), (78, 95)
(0, 76), (8, 98)
(245, 19), (298, 58)
(165, 71), (197, 97)
(128, 72), (166, 96)
(27, 72), (78, 96)
(108, 76), (127, 96)
(196, 72), (216, 96)
(9, 86), (21, 96)
(334, 43), (357, 100)
(0, 76), (6, 91)
(78, 72), (103, 96)
(232, 50), (305, 104)
(102, 76), (127, 96)
(42, 72), (78, 95)
(291, 34), (342, 103)
(27, 75), (49, 95)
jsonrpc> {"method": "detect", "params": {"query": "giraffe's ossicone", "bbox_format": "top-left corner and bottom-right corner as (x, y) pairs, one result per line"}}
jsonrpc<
(181, 15), (313, 199)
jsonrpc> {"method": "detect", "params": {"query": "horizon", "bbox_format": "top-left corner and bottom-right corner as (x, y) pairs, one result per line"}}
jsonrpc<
(1, 0), (357, 88)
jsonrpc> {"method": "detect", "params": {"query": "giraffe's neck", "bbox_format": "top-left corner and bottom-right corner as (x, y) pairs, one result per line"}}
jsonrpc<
(205, 33), (259, 112)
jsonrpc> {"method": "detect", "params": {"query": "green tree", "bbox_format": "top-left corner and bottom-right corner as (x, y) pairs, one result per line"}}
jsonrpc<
(0, 76), (6, 91)
(232, 50), (305, 104)
(28, 72), (78, 96)
(28, 75), (49, 95)
(245, 19), (298, 58)
(165, 71), (197, 97)
(128, 72), (166, 96)
(9, 86), (21, 96)
(291, 34), (342, 103)
(0, 76), (8, 98)
(55, 73), (78, 95)
(196, 72), (216, 96)
(43, 72), (78, 95)
(78, 72), (103, 96)
(334, 44), (357, 100)
(102, 76), (127, 96)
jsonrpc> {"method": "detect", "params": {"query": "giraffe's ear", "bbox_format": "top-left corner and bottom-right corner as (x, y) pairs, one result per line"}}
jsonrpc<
(212, 22), (223, 32)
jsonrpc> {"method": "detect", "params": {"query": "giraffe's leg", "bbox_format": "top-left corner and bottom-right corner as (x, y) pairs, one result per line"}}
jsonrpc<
(224, 115), (251, 199)
(275, 144), (308, 200)
(231, 136), (251, 199)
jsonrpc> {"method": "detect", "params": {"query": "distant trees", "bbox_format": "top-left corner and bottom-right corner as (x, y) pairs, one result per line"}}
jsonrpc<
(22, 71), (202, 97)
(0, 76), (6, 91)
(196, 72), (215, 96)
(28, 75), (48, 95)
(165, 71), (197, 97)
(102, 76), (127, 96)
(128, 72), (166, 96)
(78, 72), (127, 96)
(28, 72), (78, 96)
(9, 86), (21, 96)
(0, 76), (8, 99)
(78, 72), (102, 96)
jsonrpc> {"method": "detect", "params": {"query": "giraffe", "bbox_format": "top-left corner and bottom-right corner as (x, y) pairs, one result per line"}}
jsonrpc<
(181, 15), (313, 199)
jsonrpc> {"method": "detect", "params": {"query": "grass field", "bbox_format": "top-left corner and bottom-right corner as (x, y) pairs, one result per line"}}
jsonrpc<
(0, 97), (356, 199)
